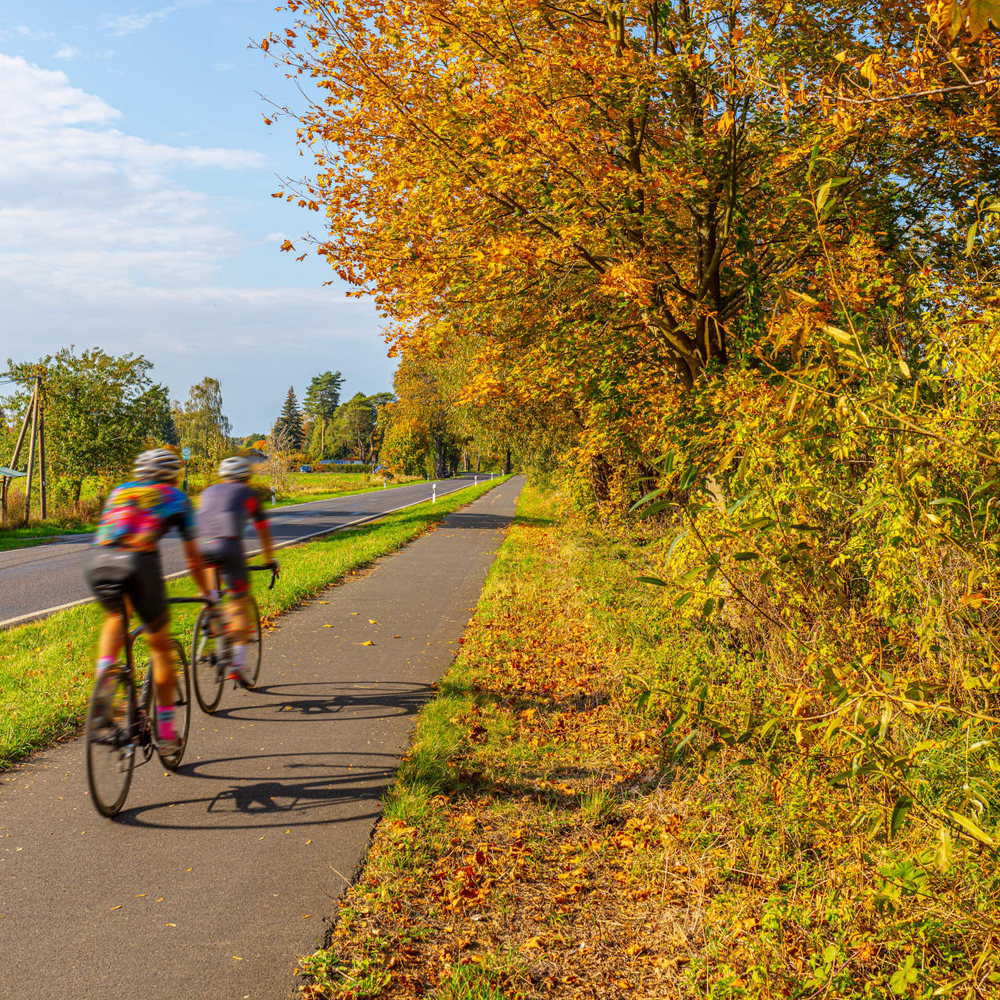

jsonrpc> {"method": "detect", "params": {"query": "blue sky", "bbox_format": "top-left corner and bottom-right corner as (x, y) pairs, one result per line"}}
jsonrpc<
(0, 1), (393, 435)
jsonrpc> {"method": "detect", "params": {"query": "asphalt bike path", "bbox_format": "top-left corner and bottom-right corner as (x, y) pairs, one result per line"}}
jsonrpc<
(0, 474), (490, 628)
(0, 476), (524, 1000)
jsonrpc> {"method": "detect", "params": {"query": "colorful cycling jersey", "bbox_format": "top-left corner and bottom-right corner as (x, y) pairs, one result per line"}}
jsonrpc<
(93, 480), (196, 553)
(196, 482), (267, 541)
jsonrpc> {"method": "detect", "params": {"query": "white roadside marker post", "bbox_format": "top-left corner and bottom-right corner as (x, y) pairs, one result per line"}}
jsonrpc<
(432, 483), (436, 504)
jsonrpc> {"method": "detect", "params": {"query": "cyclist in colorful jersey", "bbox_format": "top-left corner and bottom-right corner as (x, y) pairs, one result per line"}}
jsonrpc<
(196, 455), (278, 686)
(85, 448), (216, 753)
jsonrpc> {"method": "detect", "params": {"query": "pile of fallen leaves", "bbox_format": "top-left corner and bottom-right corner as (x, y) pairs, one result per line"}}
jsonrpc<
(299, 489), (706, 998)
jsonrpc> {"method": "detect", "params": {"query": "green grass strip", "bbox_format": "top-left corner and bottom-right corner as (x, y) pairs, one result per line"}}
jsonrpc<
(0, 477), (509, 769)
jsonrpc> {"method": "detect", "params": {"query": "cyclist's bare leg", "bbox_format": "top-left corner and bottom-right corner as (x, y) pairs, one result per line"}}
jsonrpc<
(97, 597), (133, 663)
(227, 594), (249, 646)
(146, 620), (177, 708)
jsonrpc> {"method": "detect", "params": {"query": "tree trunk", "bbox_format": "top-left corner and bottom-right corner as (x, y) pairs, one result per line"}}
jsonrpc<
(504, 447), (512, 474)
(434, 435), (446, 479)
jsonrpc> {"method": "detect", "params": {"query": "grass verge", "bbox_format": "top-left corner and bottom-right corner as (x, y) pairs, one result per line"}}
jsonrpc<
(300, 482), (995, 999)
(0, 477), (508, 769)
(0, 523), (93, 551)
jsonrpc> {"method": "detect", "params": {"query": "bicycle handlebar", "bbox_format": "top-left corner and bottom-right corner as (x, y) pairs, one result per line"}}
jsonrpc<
(248, 563), (278, 590)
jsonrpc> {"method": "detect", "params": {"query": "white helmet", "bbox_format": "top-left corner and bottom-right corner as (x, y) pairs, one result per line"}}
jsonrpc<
(218, 455), (253, 482)
(133, 448), (183, 483)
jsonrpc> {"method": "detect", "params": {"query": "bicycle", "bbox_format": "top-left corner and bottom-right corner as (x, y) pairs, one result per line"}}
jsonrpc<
(190, 563), (277, 713)
(84, 594), (209, 818)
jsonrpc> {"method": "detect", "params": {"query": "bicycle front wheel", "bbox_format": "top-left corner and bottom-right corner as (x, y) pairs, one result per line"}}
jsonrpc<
(191, 606), (225, 713)
(143, 637), (192, 769)
(244, 596), (263, 689)
(85, 667), (135, 818)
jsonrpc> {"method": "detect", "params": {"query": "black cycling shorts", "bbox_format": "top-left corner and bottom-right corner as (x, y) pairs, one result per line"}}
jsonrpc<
(86, 547), (168, 631)
(200, 537), (248, 595)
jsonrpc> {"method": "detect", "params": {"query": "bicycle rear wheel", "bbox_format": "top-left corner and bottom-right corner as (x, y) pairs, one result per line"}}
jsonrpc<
(244, 596), (263, 689)
(143, 638), (192, 769)
(85, 667), (135, 818)
(191, 606), (225, 713)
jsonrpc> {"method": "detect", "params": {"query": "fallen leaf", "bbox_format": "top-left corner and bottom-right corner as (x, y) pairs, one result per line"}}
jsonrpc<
(361, 640), (374, 646)
(111, 905), (122, 910)
(369, 619), (379, 624)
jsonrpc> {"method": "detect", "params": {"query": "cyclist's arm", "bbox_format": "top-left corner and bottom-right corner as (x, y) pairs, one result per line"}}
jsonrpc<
(174, 489), (214, 598)
(247, 491), (277, 572)
(255, 519), (276, 571)
(183, 540), (214, 596)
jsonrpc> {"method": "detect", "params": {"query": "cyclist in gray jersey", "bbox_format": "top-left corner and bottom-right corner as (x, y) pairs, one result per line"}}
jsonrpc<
(196, 456), (278, 685)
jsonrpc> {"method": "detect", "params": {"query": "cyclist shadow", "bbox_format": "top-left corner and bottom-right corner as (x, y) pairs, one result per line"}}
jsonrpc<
(115, 751), (395, 830)
(209, 679), (431, 724)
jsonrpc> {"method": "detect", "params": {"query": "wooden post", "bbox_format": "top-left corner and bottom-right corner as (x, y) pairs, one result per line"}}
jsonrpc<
(24, 384), (39, 526)
(2, 391), (33, 517)
(38, 377), (47, 519)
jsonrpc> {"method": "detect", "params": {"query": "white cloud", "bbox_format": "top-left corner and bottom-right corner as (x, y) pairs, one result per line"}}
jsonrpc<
(0, 52), (393, 430)
(16, 25), (56, 41)
(0, 54), (265, 301)
(102, 10), (171, 35)
(54, 45), (79, 60)
(102, 0), (209, 36)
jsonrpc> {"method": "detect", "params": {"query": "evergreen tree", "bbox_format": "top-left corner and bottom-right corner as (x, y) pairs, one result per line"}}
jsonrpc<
(272, 386), (304, 451)
(303, 371), (343, 458)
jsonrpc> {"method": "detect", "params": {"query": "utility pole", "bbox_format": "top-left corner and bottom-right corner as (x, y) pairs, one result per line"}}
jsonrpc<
(37, 376), (46, 519)
(24, 381), (39, 526)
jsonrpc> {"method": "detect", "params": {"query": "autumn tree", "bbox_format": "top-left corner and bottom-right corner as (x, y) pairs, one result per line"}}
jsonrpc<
(265, 0), (1000, 491)
(172, 377), (232, 464)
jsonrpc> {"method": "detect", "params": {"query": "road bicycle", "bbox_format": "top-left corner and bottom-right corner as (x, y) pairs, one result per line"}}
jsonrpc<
(84, 595), (208, 818)
(191, 563), (277, 713)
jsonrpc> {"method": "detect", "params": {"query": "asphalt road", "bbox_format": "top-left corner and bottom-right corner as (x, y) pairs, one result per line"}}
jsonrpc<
(0, 475), (524, 1000)
(0, 475), (494, 628)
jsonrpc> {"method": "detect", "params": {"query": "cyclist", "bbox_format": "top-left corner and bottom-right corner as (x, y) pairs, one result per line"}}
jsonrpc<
(85, 448), (216, 754)
(196, 455), (278, 686)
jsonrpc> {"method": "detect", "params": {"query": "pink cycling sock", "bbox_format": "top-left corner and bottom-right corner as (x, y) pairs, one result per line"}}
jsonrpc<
(157, 705), (177, 740)
(96, 656), (115, 674)
(231, 644), (247, 669)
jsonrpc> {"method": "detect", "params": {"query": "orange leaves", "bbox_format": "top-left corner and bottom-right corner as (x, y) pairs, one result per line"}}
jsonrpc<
(279, 239), (295, 252)
(929, 0), (1000, 39)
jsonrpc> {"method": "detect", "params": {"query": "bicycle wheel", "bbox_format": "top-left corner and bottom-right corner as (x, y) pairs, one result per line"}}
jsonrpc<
(244, 596), (263, 689)
(191, 606), (225, 713)
(85, 667), (135, 818)
(143, 637), (192, 769)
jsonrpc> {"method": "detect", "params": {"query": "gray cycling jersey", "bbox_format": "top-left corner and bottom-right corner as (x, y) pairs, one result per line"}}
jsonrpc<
(196, 482), (266, 541)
